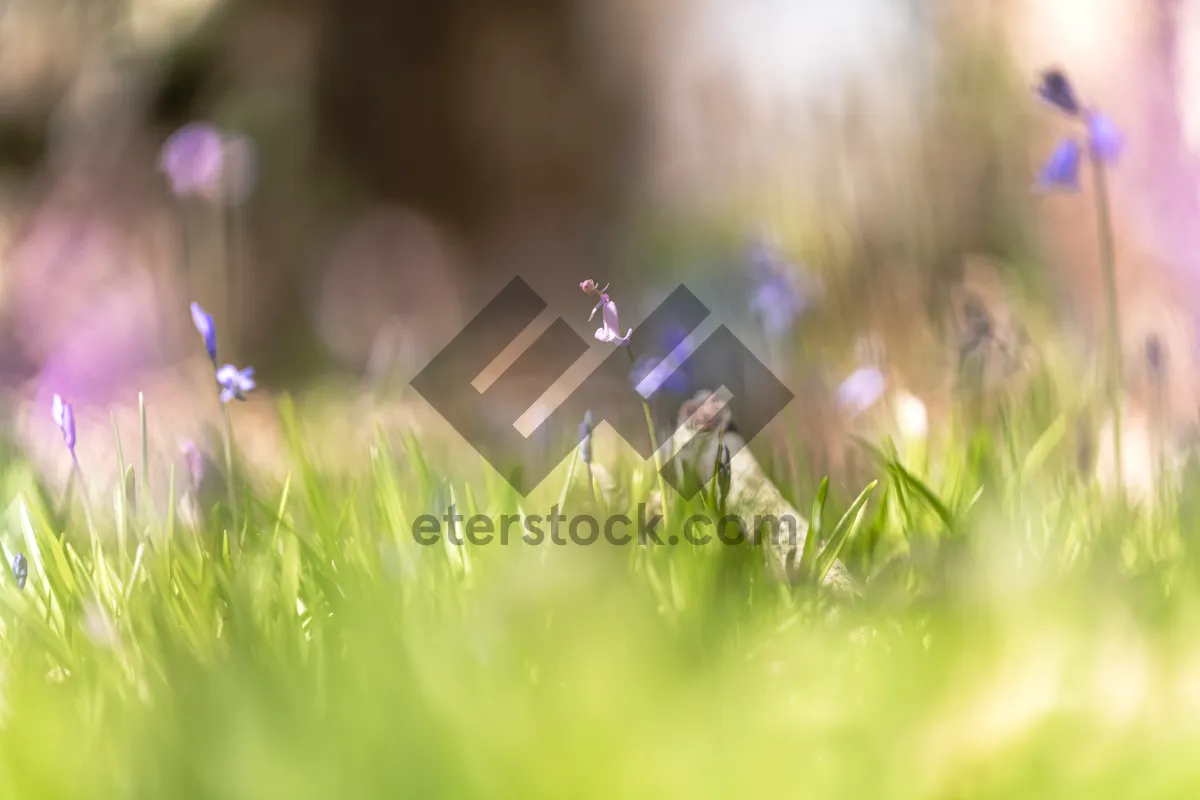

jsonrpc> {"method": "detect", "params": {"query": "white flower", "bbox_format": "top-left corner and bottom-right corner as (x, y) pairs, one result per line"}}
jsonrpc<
(894, 391), (928, 440)
(591, 297), (631, 345)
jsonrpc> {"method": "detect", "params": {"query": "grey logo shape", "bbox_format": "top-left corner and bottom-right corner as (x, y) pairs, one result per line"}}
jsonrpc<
(411, 277), (793, 497)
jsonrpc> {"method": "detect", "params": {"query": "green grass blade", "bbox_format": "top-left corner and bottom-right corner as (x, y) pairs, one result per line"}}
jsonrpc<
(815, 480), (877, 584)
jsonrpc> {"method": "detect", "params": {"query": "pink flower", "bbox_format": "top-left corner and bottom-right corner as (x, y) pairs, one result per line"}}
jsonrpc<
(159, 123), (257, 205)
(590, 295), (631, 345)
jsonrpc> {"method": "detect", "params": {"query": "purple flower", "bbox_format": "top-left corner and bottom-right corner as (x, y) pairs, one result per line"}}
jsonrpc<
(181, 441), (206, 493)
(159, 123), (225, 198)
(1034, 138), (1082, 192)
(835, 367), (885, 418)
(159, 123), (257, 204)
(744, 231), (815, 337)
(1087, 111), (1124, 163)
(190, 301), (216, 365)
(590, 294), (631, 345)
(216, 364), (256, 403)
(631, 326), (693, 399)
(11, 552), (27, 590)
(1036, 69), (1080, 116)
(750, 274), (808, 337)
(52, 393), (76, 452)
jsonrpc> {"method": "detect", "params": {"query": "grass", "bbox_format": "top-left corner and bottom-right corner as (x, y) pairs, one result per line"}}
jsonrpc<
(0, 358), (1196, 798)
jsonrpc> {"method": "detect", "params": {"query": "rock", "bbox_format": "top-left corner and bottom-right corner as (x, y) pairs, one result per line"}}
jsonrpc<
(664, 389), (858, 592)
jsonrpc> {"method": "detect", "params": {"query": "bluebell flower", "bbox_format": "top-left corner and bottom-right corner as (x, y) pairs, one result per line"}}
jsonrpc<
(52, 394), (76, 453)
(160, 123), (257, 204)
(1034, 138), (1082, 192)
(749, 273), (807, 338)
(835, 366), (885, 418)
(159, 123), (225, 198)
(1087, 111), (1124, 163)
(579, 410), (594, 464)
(1036, 69), (1080, 116)
(11, 552), (27, 590)
(590, 294), (632, 345)
(216, 364), (256, 403)
(744, 231), (814, 337)
(190, 301), (217, 365)
(631, 326), (693, 399)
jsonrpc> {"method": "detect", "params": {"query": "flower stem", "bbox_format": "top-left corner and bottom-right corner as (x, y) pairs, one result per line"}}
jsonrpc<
(585, 462), (600, 507)
(1091, 151), (1124, 495)
(71, 456), (97, 539)
(625, 346), (671, 528)
(221, 402), (240, 560)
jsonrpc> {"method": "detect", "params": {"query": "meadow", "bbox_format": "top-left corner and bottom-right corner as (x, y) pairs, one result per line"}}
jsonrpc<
(1, 61), (1198, 800)
(3, 322), (1200, 798)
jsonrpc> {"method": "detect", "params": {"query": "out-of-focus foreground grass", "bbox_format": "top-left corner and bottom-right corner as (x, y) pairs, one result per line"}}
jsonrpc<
(0, 379), (1198, 798)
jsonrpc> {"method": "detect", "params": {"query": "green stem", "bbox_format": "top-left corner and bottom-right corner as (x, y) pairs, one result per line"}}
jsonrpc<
(585, 462), (600, 507)
(71, 456), (97, 539)
(139, 392), (150, 520)
(221, 402), (240, 560)
(626, 346), (671, 529)
(1091, 152), (1123, 495)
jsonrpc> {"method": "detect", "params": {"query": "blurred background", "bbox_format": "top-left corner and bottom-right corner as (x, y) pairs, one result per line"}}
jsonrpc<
(10, 4), (1200, 795)
(2, 0), (1200, 490)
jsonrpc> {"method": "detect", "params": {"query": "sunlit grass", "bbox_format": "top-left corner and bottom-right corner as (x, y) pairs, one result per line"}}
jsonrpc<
(0, 367), (1194, 798)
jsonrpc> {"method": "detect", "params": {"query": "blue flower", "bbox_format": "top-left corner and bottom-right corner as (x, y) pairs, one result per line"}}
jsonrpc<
(1034, 138), (1082, 192)
(190, 301), (217, 365)
(216, 364), (256, 403)
(11, 552), (27, 590)
(835, 366), (885, 418)
(52, 394), (76, 452)
(631, 326), (693, 399)
(1036, 69), (1080, 116)
(1087, 111), (1123, 163)
(750, 274), (808, 338)
(744, 232), (814, 337)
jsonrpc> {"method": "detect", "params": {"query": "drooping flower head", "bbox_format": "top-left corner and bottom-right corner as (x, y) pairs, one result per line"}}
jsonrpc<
(589, 292), (631, 345)
(52, 393), (76, 453)
(216, 364), (256, 403)
(1034, 138), (1082, 192)
(1031, 68), (1126, 192)
(1036, 68), (1080, 116)
(190, 301), (217, 365)
(1087, 111), (1124, 163)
